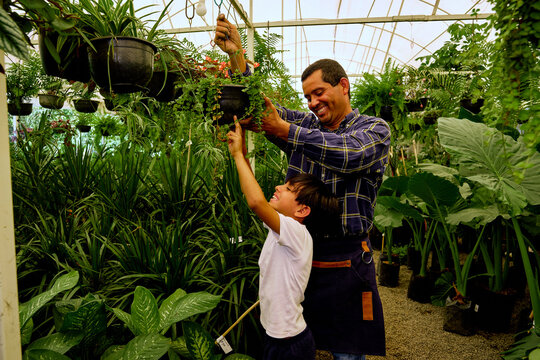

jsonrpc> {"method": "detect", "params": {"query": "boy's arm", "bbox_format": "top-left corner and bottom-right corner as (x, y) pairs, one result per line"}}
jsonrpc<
(228, 122), (280, 234)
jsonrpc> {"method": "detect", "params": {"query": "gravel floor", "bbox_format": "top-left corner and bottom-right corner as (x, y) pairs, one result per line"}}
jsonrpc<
(316, 251), (518, 360)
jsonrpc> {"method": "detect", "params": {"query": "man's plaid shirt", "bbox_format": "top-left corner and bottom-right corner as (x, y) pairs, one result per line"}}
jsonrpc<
(269, 107), (391, 236)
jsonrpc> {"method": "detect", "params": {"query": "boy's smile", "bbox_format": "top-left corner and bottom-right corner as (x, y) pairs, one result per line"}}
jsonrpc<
(269, 182), (302, 218)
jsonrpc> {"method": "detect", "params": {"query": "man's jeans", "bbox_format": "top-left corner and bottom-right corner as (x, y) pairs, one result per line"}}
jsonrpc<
(332, 353), (366, 360)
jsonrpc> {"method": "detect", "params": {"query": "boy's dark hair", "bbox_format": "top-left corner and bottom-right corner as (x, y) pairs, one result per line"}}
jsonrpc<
(288, 173), (341, 237)
(301, 59), (350, 99)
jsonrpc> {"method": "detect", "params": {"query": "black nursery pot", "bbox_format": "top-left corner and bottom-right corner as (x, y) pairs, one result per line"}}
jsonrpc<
(459, 98), (484, 114)
(146, 71), (181, 102)
(73, 99), (100, 113)
(38, 31), (91, 83)
(39, 94), (65, 110)
(407, 274), (433, 303)
(379, 105), (394, 122)
(378, 261), (400, 287)
(216, 84), (250, 125)
(76, 124), (91, 133)
(8, 102), (33, 116)
(88, 36), (157, 94)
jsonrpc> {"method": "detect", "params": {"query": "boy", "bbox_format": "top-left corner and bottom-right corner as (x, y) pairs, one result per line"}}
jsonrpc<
(227, 121), (340, 359)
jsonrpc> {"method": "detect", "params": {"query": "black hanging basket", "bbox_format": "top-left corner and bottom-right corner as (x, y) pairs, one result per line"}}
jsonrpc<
(459, 98), (484, 114)
(76, 124), (92, 133)
(73, 99), (100, 113)
(38, 31), (91, 83)
(88, 36), (157, 94)
(216, 84), (250, 125)
(146, 71), (181, 102)
(8, 102), (33, 116)
(39, 94), (65, 109)
(379, 105), (394, 122)
(405, 97), (428, 112)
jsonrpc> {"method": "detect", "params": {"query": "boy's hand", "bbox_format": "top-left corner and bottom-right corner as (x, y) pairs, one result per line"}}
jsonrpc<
(227, 118), (244, 157)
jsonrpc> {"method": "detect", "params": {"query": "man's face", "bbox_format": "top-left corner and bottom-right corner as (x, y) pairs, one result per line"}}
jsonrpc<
(302, 69), (351, 130)
(269, 182), (301, 218)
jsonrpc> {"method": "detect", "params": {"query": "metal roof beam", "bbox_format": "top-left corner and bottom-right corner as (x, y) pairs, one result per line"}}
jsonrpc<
(164, 13), (492, 34)
(228, 0), (253, 29)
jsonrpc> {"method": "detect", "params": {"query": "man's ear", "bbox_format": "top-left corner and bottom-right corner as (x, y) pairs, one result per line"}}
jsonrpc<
(339, 77), (350, 96)
(295, 205), (311, 220)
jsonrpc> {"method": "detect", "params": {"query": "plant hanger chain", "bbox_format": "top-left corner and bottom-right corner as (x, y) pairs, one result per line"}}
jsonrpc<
(185, 0), (195, 27)
(214, 0), (223, 14)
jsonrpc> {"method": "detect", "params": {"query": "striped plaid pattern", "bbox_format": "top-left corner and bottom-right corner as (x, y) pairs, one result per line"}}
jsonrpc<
(269, 107), (391, 235)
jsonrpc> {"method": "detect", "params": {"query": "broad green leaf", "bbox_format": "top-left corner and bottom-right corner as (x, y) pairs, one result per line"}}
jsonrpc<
(437, 117), (540, 212)
(111, 308), (136, 335)
(417, 163), (459, 184)
(54, 297), (107, 344)
(122, 334), (170, 360)
(374, 203), (403, 230)
(20, 318), (33, 346)
(100, 345), (125, 360)
(446, 205), (500, 226)
(158, 288), (187, 332)
(530, 348), (540, 360)
(408, 172), (461, 208)
(378, 176), (409, 196)
(377, 196), (423, 222)
(20, 271), (79, 329)
(169, 337), (190, 358)
(27, 332), (83, 354)
(183, 322), (216, 360)
(0, 8), (29, 60)
(24, 348), (72, 360)
(225, 354), (256, 360)
(131, 286), (160, 335)
(501, 330), (540, 359)
(164, 292), (221, 328)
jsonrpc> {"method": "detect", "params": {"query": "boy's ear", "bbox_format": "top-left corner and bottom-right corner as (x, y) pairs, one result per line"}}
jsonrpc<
(295, 204), (311, 220)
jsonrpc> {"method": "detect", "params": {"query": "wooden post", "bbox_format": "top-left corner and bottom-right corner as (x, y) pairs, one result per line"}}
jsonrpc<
(0, 48), (22, 360)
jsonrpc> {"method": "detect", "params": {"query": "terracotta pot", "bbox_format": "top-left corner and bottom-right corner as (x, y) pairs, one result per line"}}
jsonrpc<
(88, 36), (157, 93)
(39, 94), (65, 109)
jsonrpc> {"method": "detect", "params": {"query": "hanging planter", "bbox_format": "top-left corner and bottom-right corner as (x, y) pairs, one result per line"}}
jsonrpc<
(38, 31), (91, 83)
(405, 97), (428, 112)
(73, 99), (100, 113)
(379, 105), (394, 122)
(215, 84), (250, 125)
(459, 98), (484, 114)
(88, 37), (157, 94)
(39, 94), (65, 109)
(75, 124), (92, 133)
(8, 102), (33, 116)
(146, 71), (181, 102)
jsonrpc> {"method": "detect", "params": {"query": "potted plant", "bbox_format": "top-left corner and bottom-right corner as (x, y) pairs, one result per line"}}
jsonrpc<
(373, 199), (403, 287)
(37, 73), (68, 110)
(62, 0), (173, 93)
(71, 81), (101, 113)
(75, 113), (97, 132)
(94, 114), (120, 136)
(5, 53), (42, 116)
(403, 66), (429, 112)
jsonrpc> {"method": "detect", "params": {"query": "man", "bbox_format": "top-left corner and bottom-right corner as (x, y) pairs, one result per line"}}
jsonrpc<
(215, 14), (390, 359)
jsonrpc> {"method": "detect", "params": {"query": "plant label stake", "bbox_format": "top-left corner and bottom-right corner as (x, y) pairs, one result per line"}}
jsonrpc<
(215, 299), (260, 353)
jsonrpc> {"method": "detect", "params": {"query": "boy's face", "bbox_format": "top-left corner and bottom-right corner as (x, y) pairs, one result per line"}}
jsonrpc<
(269, 182), (303, 218)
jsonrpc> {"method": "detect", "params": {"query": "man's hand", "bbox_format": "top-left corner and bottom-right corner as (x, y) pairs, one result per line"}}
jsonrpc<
(214, 14), (242, 55)
(239, 97), (290, 141)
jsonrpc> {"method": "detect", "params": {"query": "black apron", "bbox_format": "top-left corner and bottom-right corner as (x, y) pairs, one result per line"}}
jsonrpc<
(302, 236), (386, 356)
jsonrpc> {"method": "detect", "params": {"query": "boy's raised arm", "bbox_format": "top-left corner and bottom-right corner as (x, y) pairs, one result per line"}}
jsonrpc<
(227, 122), (280, 233)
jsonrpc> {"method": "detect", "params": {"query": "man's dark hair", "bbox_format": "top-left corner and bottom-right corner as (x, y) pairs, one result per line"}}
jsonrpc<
(288, 173), (341, 237)
(301, 59), (350, 99)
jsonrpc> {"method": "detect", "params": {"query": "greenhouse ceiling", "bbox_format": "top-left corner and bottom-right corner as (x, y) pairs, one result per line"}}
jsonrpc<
(150, 0), (494, 88)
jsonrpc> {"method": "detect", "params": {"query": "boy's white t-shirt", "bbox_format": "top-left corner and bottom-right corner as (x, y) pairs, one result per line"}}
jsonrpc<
(259, 213), (313, 339)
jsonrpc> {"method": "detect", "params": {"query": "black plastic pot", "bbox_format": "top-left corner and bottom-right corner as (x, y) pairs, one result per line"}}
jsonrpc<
(73, 99), (100, 113)
(406, 97), (428, 112)
(38, 31), (91, 83)
(88, 36), (157, 93)
(470, 287), (517, 333)
(39, 94), (65, 109)
(443, 298), (476, 336)
(76, 124), (92, 133)
(8, 102), (33, 116)
(379, 105), (394, 122)
(216, 84), (250, 125)
(460, 98), (484, 114)
(407, 274), (433, 303)
(378, 261), (400, 287)
(146, 71), (181, 102)
(407, 247), (422, 275)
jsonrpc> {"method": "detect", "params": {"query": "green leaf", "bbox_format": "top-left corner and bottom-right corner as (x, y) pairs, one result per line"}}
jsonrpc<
(501, 329), (540, 359)
(163, 292), (221, 329)
(408, 172), (461, 208)
(131, 286), (160, 335)
(20, 271), (79, 329)
(54, 297), (107, 344)
(158, 288), (187, 332)
(111, 308), (137, 335)
(374, 203), (403, 230)
(100, 345), (125, 360)
(377, 196), (423, 222)
(224, 354), (256, 360)
(437, 117), (540, 212)
(446, 205), (500, 226)
(0, 8), (29, 60)
(169, 337), (190, 358)
(416, 163), (459, 184)
(122, 334), (170, 360)
(183, 322), (216, 360)
(24, 348), (72, 360)
(27, 332), (83, 354)
(20, 318), (33, 346)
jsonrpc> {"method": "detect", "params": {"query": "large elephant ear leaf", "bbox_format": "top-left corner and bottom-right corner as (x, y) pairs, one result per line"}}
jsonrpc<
(437, 117), (540, 211)
(408, 172), (460, 207)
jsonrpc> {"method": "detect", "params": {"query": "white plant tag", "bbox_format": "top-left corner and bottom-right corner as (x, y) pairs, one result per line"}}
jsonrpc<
(216, 335), (233, 354)
(474, 304), (479, 312)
